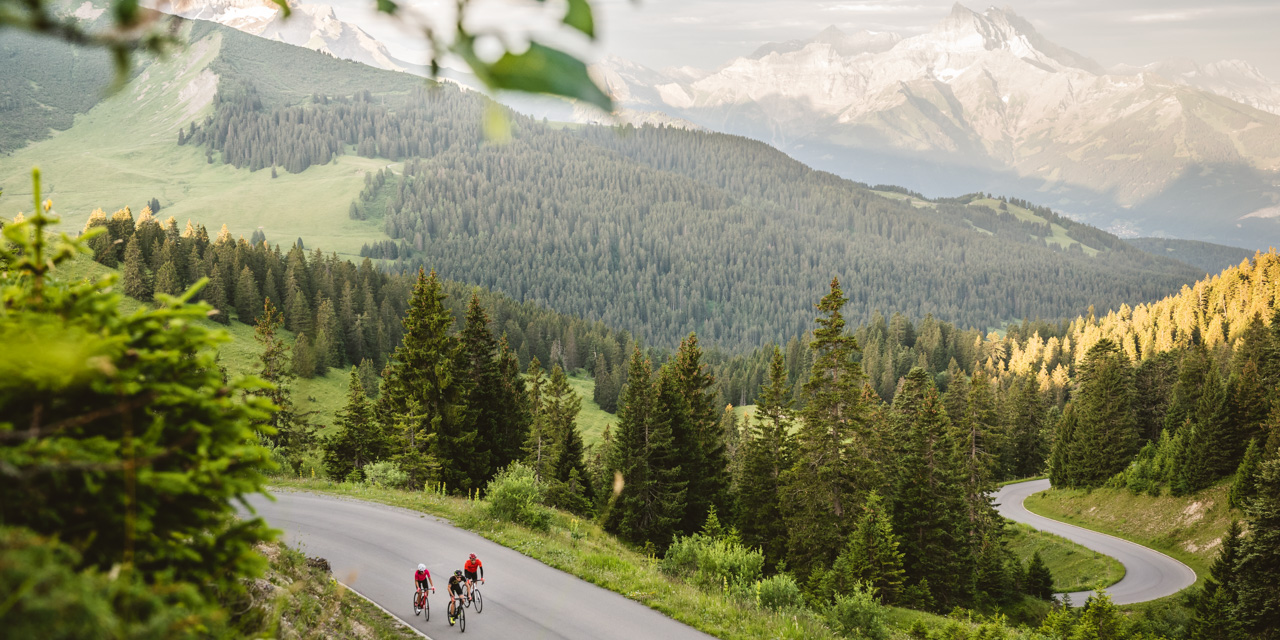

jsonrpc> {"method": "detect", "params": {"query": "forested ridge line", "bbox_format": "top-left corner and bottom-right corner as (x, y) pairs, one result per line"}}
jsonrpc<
(175, 68), (1202, 351)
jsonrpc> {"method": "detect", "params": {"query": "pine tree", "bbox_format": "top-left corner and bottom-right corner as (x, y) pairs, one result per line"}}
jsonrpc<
(824, 491), (906, 605)
(492, 335), (531, 472)
(1066, 338), (1138, 488)
(314, 297), (342, 369)
(1188, 520), (1244, 640)
(1233, 459), (1280, 637)
(736, 346), (794, 568)
(291, 333), (318, 378)
(379, 269), (476, 492)
(545, 364), (592, 514)
(121, 235), (153, 301)
(234, 265), (262, 323)
(153, 261), (182, 297)
(523, 357), (554, 481)
(357, 357), (380, 398)
(205, 267), (230, 324)
(323, 367), (389, 481)
(670, 333), (728, 536)
(1025, 551), (1054, 600)
(252, 299), (313, 473)
(459, 292), (499, 483)
(1001, 376), (1048, 479)
(1230, 439), (1264, 510)
(1048, 404), (1079, 488)
(603, 348), (686, 549)
(593, 353), (618, 413)
(782, 278), (873, 579)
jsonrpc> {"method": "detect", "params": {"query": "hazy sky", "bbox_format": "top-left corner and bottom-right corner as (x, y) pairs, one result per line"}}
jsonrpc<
(333, 0), (1280, 79)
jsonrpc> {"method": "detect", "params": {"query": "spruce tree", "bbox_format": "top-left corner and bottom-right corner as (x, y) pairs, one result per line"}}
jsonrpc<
(252, 299), (313, 474)
(314, 297), (342, 369)
(492, 335), (531, 472)
(234, 265), (261, 323)
(1188, 520), (1244, 640)
(291, 332), (318, 378)
(825, 491), (906, 605)
(323, 367), (389, 481)
(357, 357), (380, 398)
(736, 346), (795, 568)
(670, 333), (728, 537)
(603, 348), (686, 549)
(459, 292), (500, 482)
(891, 368), (973, 609)
(1001, 376), (1048, 479)
(782, 278), (873, 579)
(121, 235), (153, 301)
(1024, 551), (1054, 600)
(545, 364), (592, 514)
(523, 357), (554, 481)
(1229, 439), (1264, 510)
(1233, 459), (1280, 637)
(1067, 338), (1138, 488)
(379, 269), (476, 492)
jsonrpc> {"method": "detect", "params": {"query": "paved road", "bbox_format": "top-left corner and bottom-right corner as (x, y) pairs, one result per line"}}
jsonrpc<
(993, 479), (1197, 605)
(244, 491), (717, 640)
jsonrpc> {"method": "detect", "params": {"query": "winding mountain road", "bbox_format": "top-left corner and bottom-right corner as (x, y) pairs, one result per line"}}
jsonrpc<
(993, 479), (1197, 604)
(244, 491), (716, 640)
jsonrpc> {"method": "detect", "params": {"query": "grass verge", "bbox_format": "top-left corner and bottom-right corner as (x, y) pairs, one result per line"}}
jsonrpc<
(257, 541), (417, 639)
(1022, 481), (1241, 581)
(1004, 522), (1124, 593)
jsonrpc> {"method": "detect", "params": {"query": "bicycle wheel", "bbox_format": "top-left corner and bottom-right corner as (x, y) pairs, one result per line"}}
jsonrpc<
(413, 591), (422, 616)
(424, 591), (430, 621)
(472, 587), (483, 613)
(458, 602), (466, 633)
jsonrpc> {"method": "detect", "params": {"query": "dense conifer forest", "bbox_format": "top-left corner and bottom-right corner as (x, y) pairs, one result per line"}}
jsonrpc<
(179, 77), (1203, 351)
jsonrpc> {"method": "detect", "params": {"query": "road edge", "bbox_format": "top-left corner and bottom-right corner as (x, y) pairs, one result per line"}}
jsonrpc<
(1010, 480), (1199, 604)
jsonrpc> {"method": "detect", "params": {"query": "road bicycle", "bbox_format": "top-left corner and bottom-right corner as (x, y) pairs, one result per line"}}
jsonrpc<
(465, 580), (484, 614)
(412, 586), (433, 620)
(448, 595), (467, 632)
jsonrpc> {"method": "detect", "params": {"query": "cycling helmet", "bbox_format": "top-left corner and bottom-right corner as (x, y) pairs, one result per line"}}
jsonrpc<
(418, 563), (426, 572)
(454, 569), (463, 577)
(469, 554), (476, 559)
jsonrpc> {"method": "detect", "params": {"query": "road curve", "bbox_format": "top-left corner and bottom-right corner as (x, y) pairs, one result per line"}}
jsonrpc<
(993, 479), (1197, 605)
(244, 491), (716, 640)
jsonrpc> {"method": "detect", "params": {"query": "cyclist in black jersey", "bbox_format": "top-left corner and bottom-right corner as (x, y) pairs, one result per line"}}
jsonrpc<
(447, 569), (467, 625)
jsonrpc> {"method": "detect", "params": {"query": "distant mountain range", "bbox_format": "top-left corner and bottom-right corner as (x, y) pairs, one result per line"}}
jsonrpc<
(147, 0), (410, 71)
(590, 4), (1280, 249)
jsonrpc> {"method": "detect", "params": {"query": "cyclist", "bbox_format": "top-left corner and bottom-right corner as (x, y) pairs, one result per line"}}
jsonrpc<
(447, 569), (467, 625)
(413, 563), (434, 609)
(463, 553), (485, 603)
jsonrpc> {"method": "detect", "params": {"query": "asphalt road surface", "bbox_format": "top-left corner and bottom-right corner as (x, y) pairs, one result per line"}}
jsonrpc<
(244, 491), (717, 640)
(993, 479), (1197, 605)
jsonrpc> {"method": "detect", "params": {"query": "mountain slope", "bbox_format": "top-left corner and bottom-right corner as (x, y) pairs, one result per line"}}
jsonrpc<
(595, 3), (1280, 249)
(0, 17), (1204, 350)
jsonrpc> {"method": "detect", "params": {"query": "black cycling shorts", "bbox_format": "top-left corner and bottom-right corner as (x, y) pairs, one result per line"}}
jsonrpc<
(416, 579), (430, 592)
(450, 582), (464, 595)
(464, 570), (478, 582)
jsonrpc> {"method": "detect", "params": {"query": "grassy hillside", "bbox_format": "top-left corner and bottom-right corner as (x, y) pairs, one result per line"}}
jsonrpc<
(1024, 481), (1240, 578)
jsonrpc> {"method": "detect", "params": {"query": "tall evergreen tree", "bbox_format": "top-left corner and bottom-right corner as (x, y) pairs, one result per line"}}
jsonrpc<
(121, 235), (153, 302)
(1063, 338), (1139, 488)
(603, 348), (686, 549)
(1189, 520), (1245, 640)
(1001, 376), (1048, 479)
(523, 357), (554, 481)
(736, 346), (795, 568)
(323, 367), (389, 481)
(890, 367), (972, 610)
(782, 278), (873, 579)
(252, 299), (313, 474)
(234, 265), (262, 323)
(491, 335), (532, 472)
(379, 269), (477, 492)
(824, 491), (906, 605)
(545, 364), (593, 514)
(459, 292), (499, 483)
(1233, 459), (1280, 638)
(670, 333), (727, 536)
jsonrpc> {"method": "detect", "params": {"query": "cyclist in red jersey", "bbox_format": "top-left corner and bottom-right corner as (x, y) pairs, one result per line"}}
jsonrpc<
(463, 553), (484, 603)
(414, 563), (434, 600)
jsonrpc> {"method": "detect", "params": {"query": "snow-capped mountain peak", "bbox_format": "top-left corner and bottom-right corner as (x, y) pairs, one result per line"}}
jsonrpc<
(152, 0), (407, 72)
